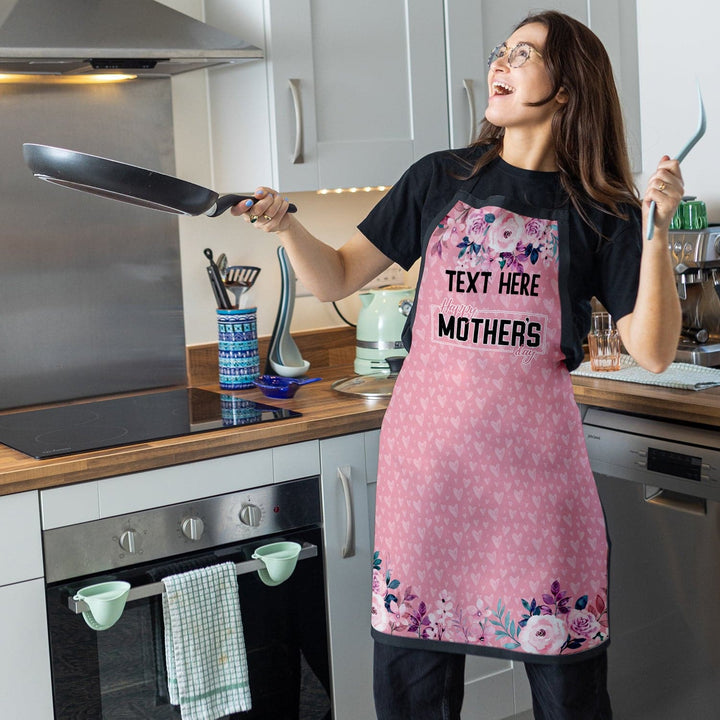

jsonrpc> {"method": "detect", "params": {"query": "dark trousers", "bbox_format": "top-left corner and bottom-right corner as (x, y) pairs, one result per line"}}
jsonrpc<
(373, 641), (612, 720)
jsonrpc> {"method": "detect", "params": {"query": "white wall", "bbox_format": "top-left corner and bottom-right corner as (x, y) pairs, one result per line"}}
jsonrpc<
(170, 0), (720, 346)
(636, 0), (720, 216)
(164, 0), (392, 346)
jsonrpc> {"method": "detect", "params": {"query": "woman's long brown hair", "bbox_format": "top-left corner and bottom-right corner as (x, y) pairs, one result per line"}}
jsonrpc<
(468, 11), (640, 222)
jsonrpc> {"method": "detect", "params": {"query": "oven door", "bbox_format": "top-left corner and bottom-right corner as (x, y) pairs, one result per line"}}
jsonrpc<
(45, 526), (330, 719)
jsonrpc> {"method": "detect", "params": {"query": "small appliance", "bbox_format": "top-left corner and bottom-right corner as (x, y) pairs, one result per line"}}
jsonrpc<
(354, 286), (414, 375)
(669, 227), (720, 366)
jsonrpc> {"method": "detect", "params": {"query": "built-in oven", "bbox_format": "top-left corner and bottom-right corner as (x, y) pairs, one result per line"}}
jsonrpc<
(43, 476), (331, 720)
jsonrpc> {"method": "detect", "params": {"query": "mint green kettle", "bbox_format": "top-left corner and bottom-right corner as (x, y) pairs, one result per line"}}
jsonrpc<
(354, 286), (415, 375)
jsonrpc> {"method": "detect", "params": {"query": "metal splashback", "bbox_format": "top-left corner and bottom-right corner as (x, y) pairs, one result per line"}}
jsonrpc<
(0, 0), (262, 77)
(0, 79), (186, 410)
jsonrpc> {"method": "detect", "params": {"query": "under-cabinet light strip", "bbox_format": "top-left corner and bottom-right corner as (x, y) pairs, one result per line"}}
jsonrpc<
(317, 186), (389, 195)
(0, 74), (137, 84)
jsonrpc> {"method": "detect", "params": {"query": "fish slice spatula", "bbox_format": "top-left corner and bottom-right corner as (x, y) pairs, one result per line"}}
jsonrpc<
(224, 266), (261, 308)
(647, 83), (706, 240)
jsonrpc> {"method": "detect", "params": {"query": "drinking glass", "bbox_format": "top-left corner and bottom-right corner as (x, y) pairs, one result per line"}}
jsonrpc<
(588, 312), (621, 371)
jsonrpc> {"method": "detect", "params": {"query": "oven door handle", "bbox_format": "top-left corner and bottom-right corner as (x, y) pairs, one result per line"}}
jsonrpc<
(68, 541), (318, 614)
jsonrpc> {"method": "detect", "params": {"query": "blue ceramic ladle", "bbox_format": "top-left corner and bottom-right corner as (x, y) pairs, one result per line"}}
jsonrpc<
(647, 83), (706, 240)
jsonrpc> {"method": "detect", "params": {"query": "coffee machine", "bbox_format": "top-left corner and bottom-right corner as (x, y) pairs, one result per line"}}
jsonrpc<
(669, 226), (720, 366)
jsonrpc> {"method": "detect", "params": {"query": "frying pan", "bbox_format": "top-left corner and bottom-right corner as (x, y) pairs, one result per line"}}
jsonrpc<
(22, 143), (298, 217)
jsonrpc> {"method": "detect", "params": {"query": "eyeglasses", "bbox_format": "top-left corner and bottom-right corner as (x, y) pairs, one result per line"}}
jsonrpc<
(487, 42), (543, 69)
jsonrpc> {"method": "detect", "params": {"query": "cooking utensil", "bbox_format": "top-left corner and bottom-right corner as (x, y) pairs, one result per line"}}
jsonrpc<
(216, 252), (228, 280)
(332, 356), (405, 398)
(647, 84), (706, 240)
(204, 248), (232, 309)
(252, 375), (321, 399)
(266, 246), (308, 375)
(23, 144), (298, 217)
(269, 359), (311, 378)
(223, 265), (261, 308)
(331, 374), (395, 398)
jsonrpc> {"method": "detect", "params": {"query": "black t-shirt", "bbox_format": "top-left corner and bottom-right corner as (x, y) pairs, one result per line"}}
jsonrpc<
(358, 147), (642, 371)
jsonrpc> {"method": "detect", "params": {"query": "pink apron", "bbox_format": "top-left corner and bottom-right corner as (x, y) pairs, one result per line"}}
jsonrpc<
(371, 197), (609, 660)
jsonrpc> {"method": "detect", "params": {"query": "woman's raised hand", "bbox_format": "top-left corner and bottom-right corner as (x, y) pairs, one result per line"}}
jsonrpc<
(230, 187), (294, 232)
(644, 156), (684, 236)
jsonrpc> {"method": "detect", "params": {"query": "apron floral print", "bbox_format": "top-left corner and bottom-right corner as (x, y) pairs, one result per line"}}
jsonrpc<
(371, 198), (610, 660)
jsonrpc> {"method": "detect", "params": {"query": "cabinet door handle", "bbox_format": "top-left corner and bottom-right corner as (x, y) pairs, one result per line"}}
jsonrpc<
(288, 78), (304, 164)
(462, 79), (477, 145)
(338, 466), (355, 558)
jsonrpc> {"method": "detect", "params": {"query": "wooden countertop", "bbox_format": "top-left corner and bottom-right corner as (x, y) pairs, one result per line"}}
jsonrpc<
(2, 332), (720, 497)
(571, 374), (720, 427)
(0, 365), (388, 497)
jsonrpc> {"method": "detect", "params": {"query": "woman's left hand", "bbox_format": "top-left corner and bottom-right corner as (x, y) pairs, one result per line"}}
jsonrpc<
(643, 156), (684, 237)
(230, 187), (294, 233)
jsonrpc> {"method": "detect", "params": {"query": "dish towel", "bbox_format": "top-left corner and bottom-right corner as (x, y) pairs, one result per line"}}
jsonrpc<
(571, 355), (720, 391)
(161, 561), (252, 720)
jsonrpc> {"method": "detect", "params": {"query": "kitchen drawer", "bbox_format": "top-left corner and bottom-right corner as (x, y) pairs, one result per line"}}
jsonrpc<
(40, 444), (321, 530)
(41, 481), (100, 530)
(97, 449), (274, 517)
(41, 450), (275, 527)
(273, 440), (319, 483)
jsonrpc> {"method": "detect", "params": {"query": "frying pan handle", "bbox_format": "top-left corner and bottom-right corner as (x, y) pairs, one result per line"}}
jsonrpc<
(210, 194), (298, 217)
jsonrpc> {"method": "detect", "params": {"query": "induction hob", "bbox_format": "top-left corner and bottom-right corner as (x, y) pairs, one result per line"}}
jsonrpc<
(0, 388), (300, 459)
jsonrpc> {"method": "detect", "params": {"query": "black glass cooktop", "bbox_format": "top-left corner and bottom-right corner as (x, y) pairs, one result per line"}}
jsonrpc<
(0, 388), (300, 459)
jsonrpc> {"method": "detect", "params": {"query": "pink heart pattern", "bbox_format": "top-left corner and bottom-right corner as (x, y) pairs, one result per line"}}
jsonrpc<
(371, 202), (609, 659)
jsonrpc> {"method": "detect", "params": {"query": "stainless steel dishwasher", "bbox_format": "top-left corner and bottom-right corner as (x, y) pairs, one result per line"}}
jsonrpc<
(581, 406), (720, 719)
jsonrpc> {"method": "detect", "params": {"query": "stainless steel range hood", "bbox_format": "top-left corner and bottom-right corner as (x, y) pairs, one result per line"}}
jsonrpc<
(0, 0), (262, 77)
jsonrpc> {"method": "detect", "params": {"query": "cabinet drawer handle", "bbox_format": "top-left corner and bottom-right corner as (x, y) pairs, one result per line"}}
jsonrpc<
(338, 466), (355, 558)
(289, 78), (304, 164)
(463, 79), (477, 145)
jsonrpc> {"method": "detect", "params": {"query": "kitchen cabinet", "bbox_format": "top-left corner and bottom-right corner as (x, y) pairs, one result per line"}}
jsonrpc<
(444, 0), (641, 170)
(320, 432), (375, 719)
(205, 0), (449, 193)
(0, 491), (54, 719)
(206, 0), (640, 195)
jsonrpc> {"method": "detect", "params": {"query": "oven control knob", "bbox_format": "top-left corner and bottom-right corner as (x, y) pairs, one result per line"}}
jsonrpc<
(119, 529), (141, 554)
(239, 503), (262, 527)
(181, 516), (205, 541)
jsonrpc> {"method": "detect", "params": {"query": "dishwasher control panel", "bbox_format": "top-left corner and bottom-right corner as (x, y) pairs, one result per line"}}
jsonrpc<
(582, 407), (720, 502)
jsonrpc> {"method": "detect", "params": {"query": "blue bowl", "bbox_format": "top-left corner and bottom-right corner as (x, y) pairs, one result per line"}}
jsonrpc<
(252, 375), (307, 399)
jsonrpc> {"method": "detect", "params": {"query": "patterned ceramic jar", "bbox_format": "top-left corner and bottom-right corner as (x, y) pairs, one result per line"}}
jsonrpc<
(217, 308), (260, 389)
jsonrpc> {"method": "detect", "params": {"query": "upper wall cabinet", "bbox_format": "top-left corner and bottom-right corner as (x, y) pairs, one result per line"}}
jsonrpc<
(206, 0), (449, 193)
(444, 0), (641, 170)
(206, 0), (641, 194)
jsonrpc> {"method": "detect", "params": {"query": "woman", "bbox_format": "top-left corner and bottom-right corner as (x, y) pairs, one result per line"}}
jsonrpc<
(232, 11), (682, 719)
